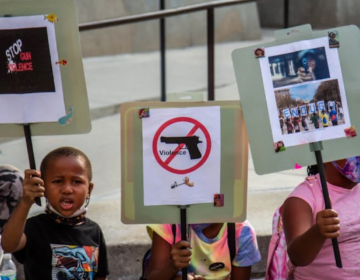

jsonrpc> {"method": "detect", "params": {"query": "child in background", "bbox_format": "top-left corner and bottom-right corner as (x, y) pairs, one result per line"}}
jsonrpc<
(282, 157), (360, 279)
(145, 222), (261, 280)
(285, 118), (294, 134)
(0, 165), (23, 265)
(301, 116), (309, 131)
(0, 165), (23, 234)
(1, 147), (109, 280)
(293, 117), (300, 133)
(311, 113), (320, 129)
(319, 110), (329, 128)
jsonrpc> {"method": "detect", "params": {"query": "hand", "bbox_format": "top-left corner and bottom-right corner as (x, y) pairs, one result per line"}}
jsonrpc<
(22, 169), (45, 207)
(188, 273), (206, 280)
(171, 240), (192, 270)
(297, 67), (314, 82)
(315, 209), (340, 239)
(174, 273), (206, 280)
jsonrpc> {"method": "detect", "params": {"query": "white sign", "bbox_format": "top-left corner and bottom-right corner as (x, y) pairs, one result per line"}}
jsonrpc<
(317, 101), (325, 111)
(328, 101), (335, 111)
(260, 37), (351, 147)
(309, 103), (316, 113)
(283, 108), (291, 119)
(291, 107), (299, 117)
(300, 105), (307, 116)
(0, 15), (65, 124)
(142, 107), (221, 206)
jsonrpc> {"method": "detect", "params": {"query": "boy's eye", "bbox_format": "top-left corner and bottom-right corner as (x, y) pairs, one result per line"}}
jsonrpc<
(73, 180), (84, 184)
(53, 180), (62, 184)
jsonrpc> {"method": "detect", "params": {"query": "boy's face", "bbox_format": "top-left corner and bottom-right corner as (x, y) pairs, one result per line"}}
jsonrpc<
(44, 156), (93, 217)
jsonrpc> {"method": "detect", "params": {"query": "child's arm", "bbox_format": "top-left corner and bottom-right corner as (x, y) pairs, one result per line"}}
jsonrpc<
(145, 232), (191, 280)
(231, 266), (251, 280)
(1, 170), (44, 252)
(283, 197), (340, 266)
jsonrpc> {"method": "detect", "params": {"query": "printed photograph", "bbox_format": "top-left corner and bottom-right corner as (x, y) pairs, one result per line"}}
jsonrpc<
(269, 47), (330, 88)
(214, 194), (224, 207)
(344, 126), (357, 138)
(276, 79), (345, 135)
(254, 48), (265, 58)
(328, 31), (340, 48)
(274, 141), (286, 153)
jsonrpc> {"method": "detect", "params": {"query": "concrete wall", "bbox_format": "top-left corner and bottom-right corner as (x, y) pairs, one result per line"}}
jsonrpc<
(258, 0), (360, 29)
(75, 0), (261, 57)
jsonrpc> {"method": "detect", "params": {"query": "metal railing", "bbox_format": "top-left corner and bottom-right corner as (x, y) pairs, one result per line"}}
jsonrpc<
(78, 0), (289, 101)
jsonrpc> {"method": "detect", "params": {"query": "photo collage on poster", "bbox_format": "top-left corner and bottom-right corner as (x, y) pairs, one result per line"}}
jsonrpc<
(259, 37), (351, 148)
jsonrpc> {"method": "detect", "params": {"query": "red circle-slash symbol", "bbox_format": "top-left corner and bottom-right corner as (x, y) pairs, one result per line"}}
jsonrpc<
(152, 117), (211, 174)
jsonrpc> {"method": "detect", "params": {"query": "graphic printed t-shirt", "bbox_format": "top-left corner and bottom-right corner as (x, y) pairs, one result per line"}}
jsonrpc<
(13, 213), (109, 280)
(147, 222), (261, 280)
(288, 179), (360, 280)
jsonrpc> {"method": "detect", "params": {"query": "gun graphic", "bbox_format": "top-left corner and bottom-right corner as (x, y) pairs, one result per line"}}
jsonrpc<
(160, 135), (202, 159)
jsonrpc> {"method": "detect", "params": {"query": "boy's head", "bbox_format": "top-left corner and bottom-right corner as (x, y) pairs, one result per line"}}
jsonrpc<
(40, 147), (93, 217)
(40, 147), (92, 181)
(321, 110), (325, 114)
(0, 165), (23, 233)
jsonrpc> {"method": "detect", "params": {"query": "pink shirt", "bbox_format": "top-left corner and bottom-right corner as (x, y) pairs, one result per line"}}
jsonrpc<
(288, 176), (360, 279)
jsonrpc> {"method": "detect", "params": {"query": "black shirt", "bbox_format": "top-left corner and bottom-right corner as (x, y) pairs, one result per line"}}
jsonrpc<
(13, 213), (109, 280)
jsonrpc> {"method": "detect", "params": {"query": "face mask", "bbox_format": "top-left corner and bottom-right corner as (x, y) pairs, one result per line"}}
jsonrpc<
(190, 223), (212, 232)
(332, 156), (360, 183)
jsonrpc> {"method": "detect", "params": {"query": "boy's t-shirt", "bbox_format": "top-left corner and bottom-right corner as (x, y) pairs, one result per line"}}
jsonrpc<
(13, 213), (109, 280)
(147, 221), (261, 280)
(288, 178), (360, 279)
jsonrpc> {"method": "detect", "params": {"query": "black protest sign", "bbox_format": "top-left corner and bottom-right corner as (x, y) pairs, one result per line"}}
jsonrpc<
(0, 27), (55, 94)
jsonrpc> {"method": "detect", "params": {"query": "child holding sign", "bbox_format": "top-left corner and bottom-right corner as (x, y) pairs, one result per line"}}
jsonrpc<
(282, 157), (360, 279)
(1, 147), (109, 280)
(145, 222), (261, 279)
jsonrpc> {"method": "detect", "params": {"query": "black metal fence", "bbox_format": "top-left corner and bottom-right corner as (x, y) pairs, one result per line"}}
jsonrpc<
(78, 0), (289, 101)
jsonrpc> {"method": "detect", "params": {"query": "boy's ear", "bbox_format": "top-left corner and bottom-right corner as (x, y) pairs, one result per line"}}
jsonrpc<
(87, 183), (94, 198)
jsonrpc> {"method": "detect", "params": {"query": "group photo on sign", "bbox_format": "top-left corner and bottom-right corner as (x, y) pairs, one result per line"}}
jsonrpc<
(277, 79), (345, 134)
(259, 37), (351, 148)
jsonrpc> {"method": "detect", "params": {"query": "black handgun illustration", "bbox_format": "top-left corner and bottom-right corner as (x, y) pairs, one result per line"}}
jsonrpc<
(160, 136), (202, 159)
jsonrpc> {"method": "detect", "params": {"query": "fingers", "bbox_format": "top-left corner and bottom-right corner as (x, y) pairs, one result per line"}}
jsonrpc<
(316, 209), (340, 238)
(24, 169), (41, 179)
(171, 241), (192, 270)
(22, 169), (45, 205)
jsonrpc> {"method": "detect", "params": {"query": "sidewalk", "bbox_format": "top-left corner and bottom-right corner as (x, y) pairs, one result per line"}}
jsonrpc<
(1, 29), (308, 280)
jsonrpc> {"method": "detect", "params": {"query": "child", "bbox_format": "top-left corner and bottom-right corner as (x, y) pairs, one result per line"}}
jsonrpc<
(301, 116), (309, 131)
(0, 165), (23, 265)
(1, 147), (109, 280)
(282, 157), (360, 279)
(319, 110), (329, 128)
(0, 165), (23, 234)
(144, 222), (261, 280)
(285, 118), (294, 134)
(293, 117), (300, 133)
(311, 113), (320, 129)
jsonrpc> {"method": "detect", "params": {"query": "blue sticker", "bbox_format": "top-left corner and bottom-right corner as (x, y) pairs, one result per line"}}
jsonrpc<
(58, 107), (73, 126)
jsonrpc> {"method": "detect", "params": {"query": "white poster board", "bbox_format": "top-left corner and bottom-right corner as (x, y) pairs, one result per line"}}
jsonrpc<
(0, 15), (65, 124)
(142, 106), (221, 206)
(259, 37), (350, 147)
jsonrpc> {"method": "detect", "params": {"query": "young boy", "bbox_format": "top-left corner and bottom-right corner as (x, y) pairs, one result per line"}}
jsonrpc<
(145, 222), (261, 280)
(1, 147), (109, 280)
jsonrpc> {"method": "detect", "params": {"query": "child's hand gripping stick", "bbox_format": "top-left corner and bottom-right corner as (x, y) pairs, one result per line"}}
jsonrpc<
(23, 169), (43, 207)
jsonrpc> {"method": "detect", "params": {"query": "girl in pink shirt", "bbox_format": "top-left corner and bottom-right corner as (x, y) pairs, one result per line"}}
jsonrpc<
(282, 158), (360, 279)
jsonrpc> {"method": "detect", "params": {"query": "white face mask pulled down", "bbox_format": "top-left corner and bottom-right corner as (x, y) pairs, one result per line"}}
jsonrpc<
(47, 202), (88, 218)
